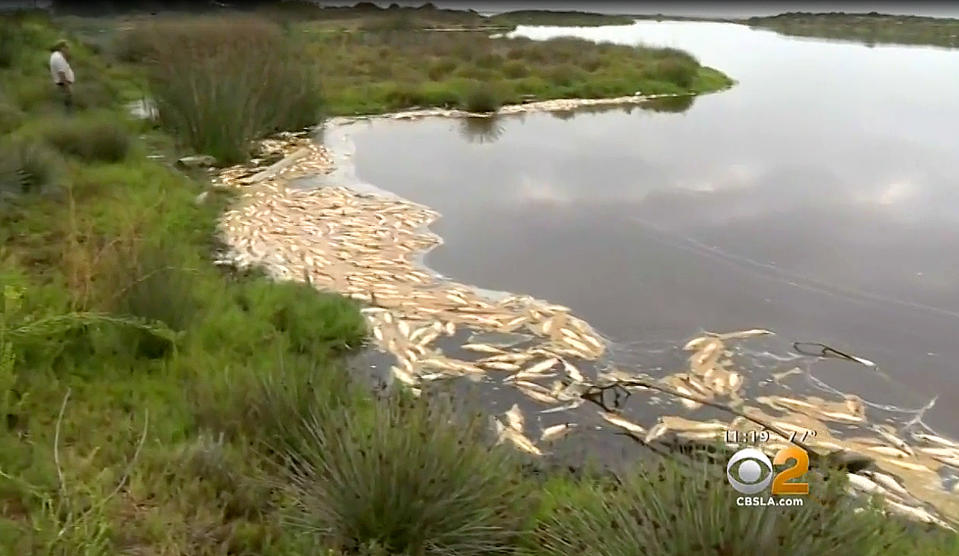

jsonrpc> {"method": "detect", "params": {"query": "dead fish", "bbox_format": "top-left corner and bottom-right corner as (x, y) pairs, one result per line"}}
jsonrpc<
(505, 403), (525, 433)
(661, 416), (727, 433)
(561, 336), (593, 355)
(645, 422), (669, 444)
(683, 336), (711, 351)
(818, 409), (865, 423)
(501, 428), (544, 456)
(849, 355), (877, 368)
(444, 321), (456, 336)
(912, 432), (959, 449)
(863, 471), (911, 499)
(846, 473), (887, 496)
(930, 455), (959, 469)
(462, 343), (505, 355)
(884, 499), (950, 529)
(873, 426), (915, 457)
(541, 423), (576, 443)
(916, 447), (959, 458)
(865, 445), (912, 459)
(709, 328), (774, 340)
(390, 366), (418, 387)
(494, 419), (541, 456)
(483, 361), (521, 372)
(879, 457), (928, 472)
(677, 430), (725, 441)
(505, 370), (557, 383)
(772, 368), (803, 382)
(482, 352), (532, 363)
(540, 398), (586, 414)
(523, 357), (559, 376)
(420, 372), (454, 381)
(517, 388), (560, 405)
(562, 360), (585, 383)
(599, 411), (646, 435)
(690, 340), (722, 368)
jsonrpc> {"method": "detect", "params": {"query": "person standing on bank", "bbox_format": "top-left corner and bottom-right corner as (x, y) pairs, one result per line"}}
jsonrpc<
(49, 39), (74, 113)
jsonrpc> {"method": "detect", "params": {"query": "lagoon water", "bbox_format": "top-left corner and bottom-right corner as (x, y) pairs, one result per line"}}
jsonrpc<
(345, 22), (959, 436)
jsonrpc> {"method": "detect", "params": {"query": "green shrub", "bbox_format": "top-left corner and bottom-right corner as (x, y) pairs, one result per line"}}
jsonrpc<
(0, 137), (64, 194)
(141, 17), (324, 164)
(41, 113), (131, 162)
(111, 29), (153, 63)
(650, 58), (698, 88)
(475, 53), (504, 69)
(70, 79), (117, 111)
(460, 81), (502, 113)
(0, 100), (24, 134)
(415, 82), (462, 107)
(530, 460), (915, 556)
(235, 279), (365, 356)
(426, 58), (457, 80)
(0, 20), (23, 68)
(190, 352), (361, 457)
(502, 60), (530, 78)
(281, 394), (533, 554)
(8, 77), (52, 112)
(546, 63), (585, 87)
(113, 242), (198, 358)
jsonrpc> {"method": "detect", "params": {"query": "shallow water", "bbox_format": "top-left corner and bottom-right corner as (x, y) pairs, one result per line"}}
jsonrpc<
(344, 21), (959, 437)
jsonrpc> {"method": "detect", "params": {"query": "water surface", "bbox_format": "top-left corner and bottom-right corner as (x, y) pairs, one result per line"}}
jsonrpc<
(346, 21), (959, 435)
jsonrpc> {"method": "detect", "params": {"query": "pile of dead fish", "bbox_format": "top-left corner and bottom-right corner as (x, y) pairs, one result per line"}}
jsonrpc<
(214, 132), (958, 530)
(328, 92), (694, 124)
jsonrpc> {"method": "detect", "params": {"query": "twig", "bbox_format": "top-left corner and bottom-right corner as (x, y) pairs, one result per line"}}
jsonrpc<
(54, 388), (71, 501)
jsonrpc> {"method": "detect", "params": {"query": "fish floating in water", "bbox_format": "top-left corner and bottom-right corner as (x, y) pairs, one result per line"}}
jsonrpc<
(214, 133), (959, 530)
(541, 423), (576, 443)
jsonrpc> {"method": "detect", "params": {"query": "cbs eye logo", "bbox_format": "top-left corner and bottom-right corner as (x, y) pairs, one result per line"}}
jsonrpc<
(726, 446), (809, 495)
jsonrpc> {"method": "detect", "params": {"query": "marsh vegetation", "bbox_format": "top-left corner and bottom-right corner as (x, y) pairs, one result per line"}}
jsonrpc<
(746, 12), (959, 49)
(0, 7), (956, 555)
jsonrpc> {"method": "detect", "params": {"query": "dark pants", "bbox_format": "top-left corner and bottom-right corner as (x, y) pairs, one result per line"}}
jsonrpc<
(56, 82), (73, 113)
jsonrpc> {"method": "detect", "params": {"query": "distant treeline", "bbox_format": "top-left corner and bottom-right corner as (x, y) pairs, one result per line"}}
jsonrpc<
(48, 1), (454, 16)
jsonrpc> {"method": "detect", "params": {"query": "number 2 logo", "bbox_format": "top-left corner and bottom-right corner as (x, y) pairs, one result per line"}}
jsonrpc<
(771, 446), (809, 495)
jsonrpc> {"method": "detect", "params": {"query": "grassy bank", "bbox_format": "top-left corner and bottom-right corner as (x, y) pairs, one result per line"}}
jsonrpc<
(105, 10), (731, 161)
(259, 3), (635, 30)
(1, 9), (958, 555)
(301, 30), (731, 116)
(745, 12), (959, 49)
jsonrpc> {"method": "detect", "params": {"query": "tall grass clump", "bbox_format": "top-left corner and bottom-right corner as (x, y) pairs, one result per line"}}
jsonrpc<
(649, 58), (699, 89)
(0, 98), (25, 134)
(461, 81), (502, 113)
(280, 394), (533, 554)
(0, 137), (64, 195)
(109, 242), (198, 358)
(531, 459), (914, 556)
(0, 18), (23, 68)
(40, 112), (131, 162)
(135, 18), (323, 164)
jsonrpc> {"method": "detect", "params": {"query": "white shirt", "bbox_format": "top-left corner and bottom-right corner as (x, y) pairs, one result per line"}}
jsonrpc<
(49, 51), (74, 85)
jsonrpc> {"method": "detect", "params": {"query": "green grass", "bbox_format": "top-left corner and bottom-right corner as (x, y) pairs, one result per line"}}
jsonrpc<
(281, 394), (533, 554)
(746, 12), (959, 49)
(0, 137), (65, 196)
(306, 31), (732, 116)
(123, 17), (324, 164)
(529, 460), (927, 555)
(0, 10), (956, 555)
